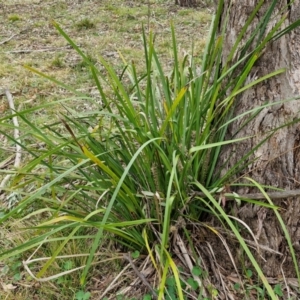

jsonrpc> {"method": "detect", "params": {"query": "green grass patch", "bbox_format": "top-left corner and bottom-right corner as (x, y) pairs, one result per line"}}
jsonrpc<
(76, 18), (96, 31)
(8, 14), (21, 22)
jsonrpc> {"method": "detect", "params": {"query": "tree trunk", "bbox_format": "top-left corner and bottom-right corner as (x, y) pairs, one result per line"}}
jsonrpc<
(218, 0), (300, 278)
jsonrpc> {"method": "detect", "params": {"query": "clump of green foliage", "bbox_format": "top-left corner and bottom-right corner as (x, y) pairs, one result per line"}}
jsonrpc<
(76, 18), (95, 30)
(51, 55), (64, 68)
(8, 14), (21, 22)
(1, 0), (300, 299)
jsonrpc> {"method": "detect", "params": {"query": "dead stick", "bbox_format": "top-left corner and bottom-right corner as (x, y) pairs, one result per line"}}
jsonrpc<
(6, 45), (72, 54)
(193, 189), (300, 200)
(0, 34), (17, 45)
(123, 253), (157, 299)
(0, 89), (22, 191)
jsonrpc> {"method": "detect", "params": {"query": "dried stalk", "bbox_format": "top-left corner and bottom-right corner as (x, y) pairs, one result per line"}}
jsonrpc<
(0, 89), (22, 191)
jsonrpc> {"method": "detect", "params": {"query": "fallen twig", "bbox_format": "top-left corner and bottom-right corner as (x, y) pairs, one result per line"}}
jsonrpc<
(123, 253), (157, 299)
(193, 189), (300, 200)
(0, 34), (17, 45)
(0, 89), (22, 191)
(6, 45), (72, 54)
(99, 263), (131, 299)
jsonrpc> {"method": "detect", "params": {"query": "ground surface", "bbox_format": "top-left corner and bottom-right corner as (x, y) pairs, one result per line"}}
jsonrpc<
(0, 0), (211, 160)
(0, 1), (213, 299)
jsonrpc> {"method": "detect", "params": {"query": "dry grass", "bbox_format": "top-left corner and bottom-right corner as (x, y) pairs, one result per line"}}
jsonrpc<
(0, 0), (211, 100)
(0, 1), (213, 299)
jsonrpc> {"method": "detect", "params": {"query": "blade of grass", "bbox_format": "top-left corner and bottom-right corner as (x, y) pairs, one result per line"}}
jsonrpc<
(80, 137), (161, 285)
(193, 181), (277, 299)
(245, 177), (300, 288)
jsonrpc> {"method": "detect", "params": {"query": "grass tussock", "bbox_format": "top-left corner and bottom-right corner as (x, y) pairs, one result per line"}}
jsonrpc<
(1, 0), (300, 299)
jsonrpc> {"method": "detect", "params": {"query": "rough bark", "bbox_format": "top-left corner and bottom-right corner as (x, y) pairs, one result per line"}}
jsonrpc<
(218, 0), (300, 277)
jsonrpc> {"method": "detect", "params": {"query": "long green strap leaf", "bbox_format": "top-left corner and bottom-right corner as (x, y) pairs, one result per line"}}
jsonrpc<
(193, 181), (277, 299)
(80, 137), (161, 285)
